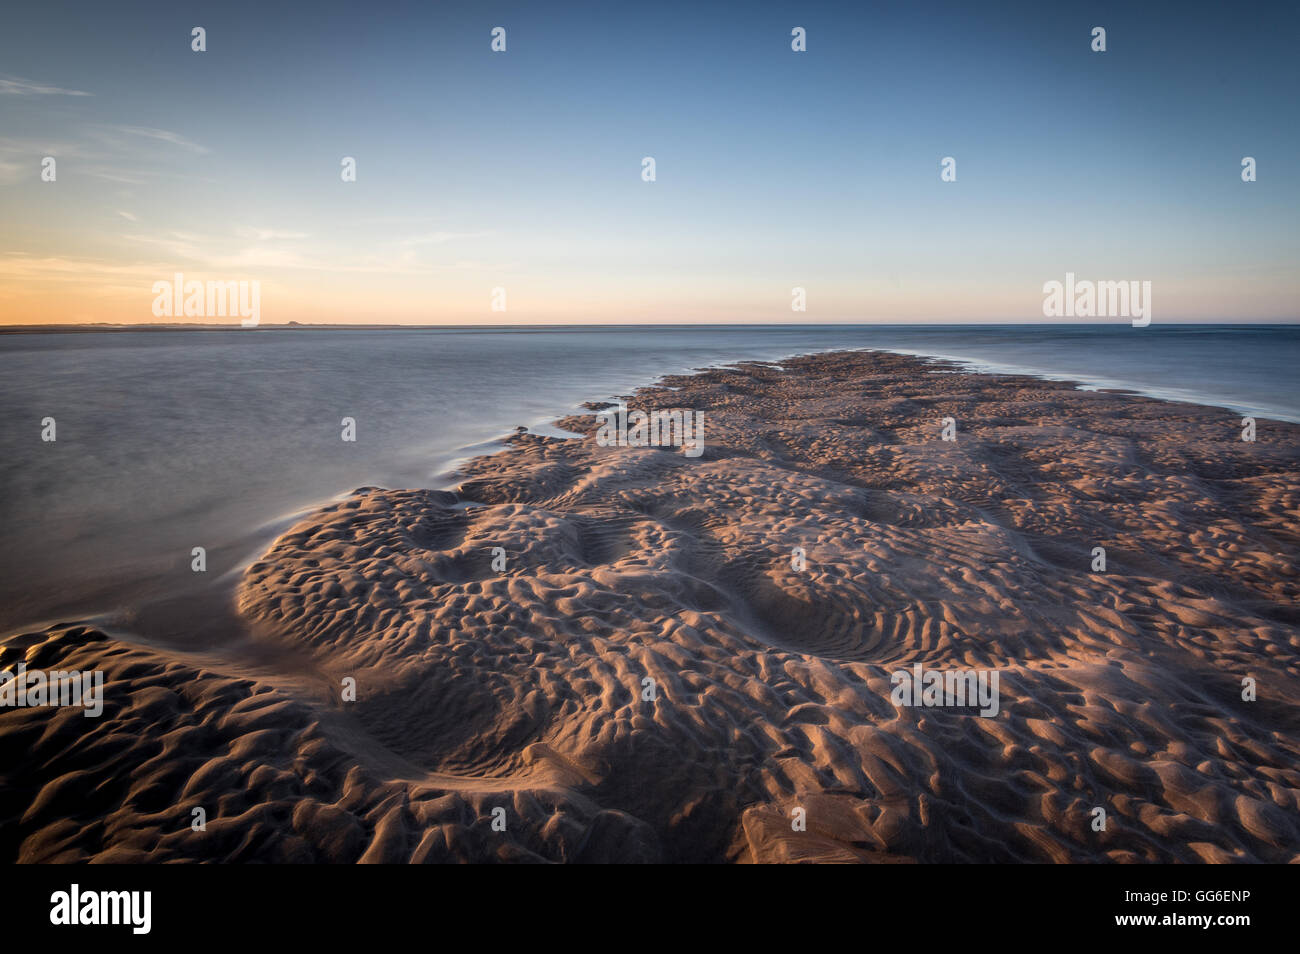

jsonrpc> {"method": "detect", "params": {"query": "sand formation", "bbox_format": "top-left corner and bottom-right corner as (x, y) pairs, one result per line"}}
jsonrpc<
(3, 351), (1298, 862)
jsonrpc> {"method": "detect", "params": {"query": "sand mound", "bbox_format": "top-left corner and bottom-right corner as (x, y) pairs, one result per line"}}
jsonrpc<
(4, 351), (1298, 862)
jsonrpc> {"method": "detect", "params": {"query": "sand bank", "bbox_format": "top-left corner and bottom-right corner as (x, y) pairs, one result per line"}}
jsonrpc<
(3, 351), (1298, 862)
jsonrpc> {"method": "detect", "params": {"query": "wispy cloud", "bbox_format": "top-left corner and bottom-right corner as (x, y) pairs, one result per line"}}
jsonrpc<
(0, 75), (91, 97)
(0, 243), (510, 283)
(238, 228), (311, 242)
(0, 138), (79, 183)
(0, 130), (212, 185)
(85, 169), (153, 185)
(396, 231), (489, 247)
(117, 231), (209, 260)
(0, 158), (26, 184)
(0, 254), (172, 293)
(117, 229), (319, 270)
(89, 124), (209, 154)
(0, 135), (95, 159)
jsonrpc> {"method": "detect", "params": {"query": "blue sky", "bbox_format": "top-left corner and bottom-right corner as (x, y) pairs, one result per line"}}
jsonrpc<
(1, 0), (1296, 323)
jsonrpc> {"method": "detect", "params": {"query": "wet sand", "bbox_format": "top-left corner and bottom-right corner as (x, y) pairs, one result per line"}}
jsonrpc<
(3, 350), (1298, 863)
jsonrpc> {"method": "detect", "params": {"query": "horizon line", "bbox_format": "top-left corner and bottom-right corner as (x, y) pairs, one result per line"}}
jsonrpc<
(3, 319), (1300, 334)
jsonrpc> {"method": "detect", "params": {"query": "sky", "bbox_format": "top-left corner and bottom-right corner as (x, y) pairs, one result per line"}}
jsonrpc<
(1, 0), (1296, 325)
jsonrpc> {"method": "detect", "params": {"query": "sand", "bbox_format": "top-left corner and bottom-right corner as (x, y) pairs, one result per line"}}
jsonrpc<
(3, 350), (1298, 863)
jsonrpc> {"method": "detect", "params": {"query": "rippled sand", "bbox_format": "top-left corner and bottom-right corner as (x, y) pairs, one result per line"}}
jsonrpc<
(3, 351), (1298, 862)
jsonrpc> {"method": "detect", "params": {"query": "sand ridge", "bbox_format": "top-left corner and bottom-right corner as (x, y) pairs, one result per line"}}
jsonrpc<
(3, 351), (1298, 862)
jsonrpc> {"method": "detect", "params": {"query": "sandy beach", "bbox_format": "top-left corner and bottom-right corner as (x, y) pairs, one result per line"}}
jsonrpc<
(2, 350), (1298, 863)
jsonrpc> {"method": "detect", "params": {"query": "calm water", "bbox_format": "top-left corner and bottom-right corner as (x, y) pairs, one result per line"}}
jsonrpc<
(1, 323), (1296, 636)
